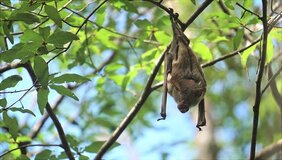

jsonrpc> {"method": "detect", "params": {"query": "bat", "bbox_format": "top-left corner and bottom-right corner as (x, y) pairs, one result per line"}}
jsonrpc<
(158, 12), (207, 130)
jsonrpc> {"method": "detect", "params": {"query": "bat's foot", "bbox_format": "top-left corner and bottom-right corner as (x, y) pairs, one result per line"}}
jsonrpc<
(157, 113), (166, 121)
(196, 122), (206, 131)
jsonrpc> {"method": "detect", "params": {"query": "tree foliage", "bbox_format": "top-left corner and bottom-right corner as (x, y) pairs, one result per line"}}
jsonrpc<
(0, 0), (281, 159)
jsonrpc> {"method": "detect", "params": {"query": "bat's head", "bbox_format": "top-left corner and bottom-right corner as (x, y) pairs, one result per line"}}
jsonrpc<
(169, 78), (206, 113)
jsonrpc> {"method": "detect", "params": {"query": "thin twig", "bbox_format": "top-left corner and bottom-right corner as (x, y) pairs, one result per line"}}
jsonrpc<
(250, 1), (268, 159)
(201, 39), (260, 68)
(236, 2), (261, 18)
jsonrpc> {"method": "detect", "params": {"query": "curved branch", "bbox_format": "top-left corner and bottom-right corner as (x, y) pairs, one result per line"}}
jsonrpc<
(255, 139), (282, 160)
(0, 62), (25, 74)
(262, 65), (282, 113)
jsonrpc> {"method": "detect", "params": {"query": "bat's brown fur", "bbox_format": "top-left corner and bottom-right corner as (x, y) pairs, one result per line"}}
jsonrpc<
(160, 13), (207, 130)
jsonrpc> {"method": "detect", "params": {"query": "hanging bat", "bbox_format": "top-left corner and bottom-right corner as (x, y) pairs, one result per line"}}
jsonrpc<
(158, 13), (207, 130)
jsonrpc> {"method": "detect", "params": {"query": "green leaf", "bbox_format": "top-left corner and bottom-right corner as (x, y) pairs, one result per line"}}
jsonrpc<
(50, 85), (79, 101)
(96, 5), (106, 25)
(9, 13), (40, 24)
(0, 98), (7, 107)
(95, 29), (118, 49)
(45, 5), (62, 28)
(66, 134), (79, 151)
(191, 0), (196, 5)
(9, 107), (36, 117)
(35, 150), (51, 160)
(0, 75), (22, 90)
(3, 21), (14, 44)
(233, 28), (244, 50)
(0, 42), (40, 62)
(134, 19), (152, 29)
(266, 36), (274, 64)
(224, 0), (235, 10)
(52, 73), (90, 84)
(241, 44), (257, 67)
(20, 29), (43, 43)
(3, 111), (19, 140)
(39, 26), (51, 40)
(85, 141), (119, 153)
(37, 88), (49, 115)
(34, 56), (49, 88)
(154, 31), (171, 44)
(47, 30), (79, 45)
(192, 43), (213, 61)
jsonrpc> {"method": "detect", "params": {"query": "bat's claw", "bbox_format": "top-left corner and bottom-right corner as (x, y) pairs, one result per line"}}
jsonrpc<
(196, 122), (206, 131)
(157, 113), (166, 121)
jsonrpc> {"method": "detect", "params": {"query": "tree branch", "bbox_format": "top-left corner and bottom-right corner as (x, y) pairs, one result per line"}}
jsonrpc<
(201, 39), (260, 68)
(250, 0), (268, 159)
(262, 65), (282, 113)
(24, 62), (75, 160)
(183, 0), (213, 30)
(94, 49), (166, 160)
(0, 62), (25, 74)
(255, 139), (282, 160)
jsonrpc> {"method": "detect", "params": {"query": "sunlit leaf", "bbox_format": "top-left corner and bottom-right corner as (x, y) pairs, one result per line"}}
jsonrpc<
(45, 5), (62, 28)
(224, 0), (235, 10)
(96, 5), (106, 25)
(233, 28), (244, 50)
(95, 29), (118, 49)
(192, 43), (213, 61)
(52, 74), (90, 84)
(50, 85), (79, 101)
(241, 44), (257, 67)
(269, 28), (282, 42)
(37, 88), (49, 115)
(154, 31), (171, 44)
(34, 56), (49, 88)
(3, 111), (19, 140)
(0, 75), (22, 90)
(266, 36), (274, 64)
